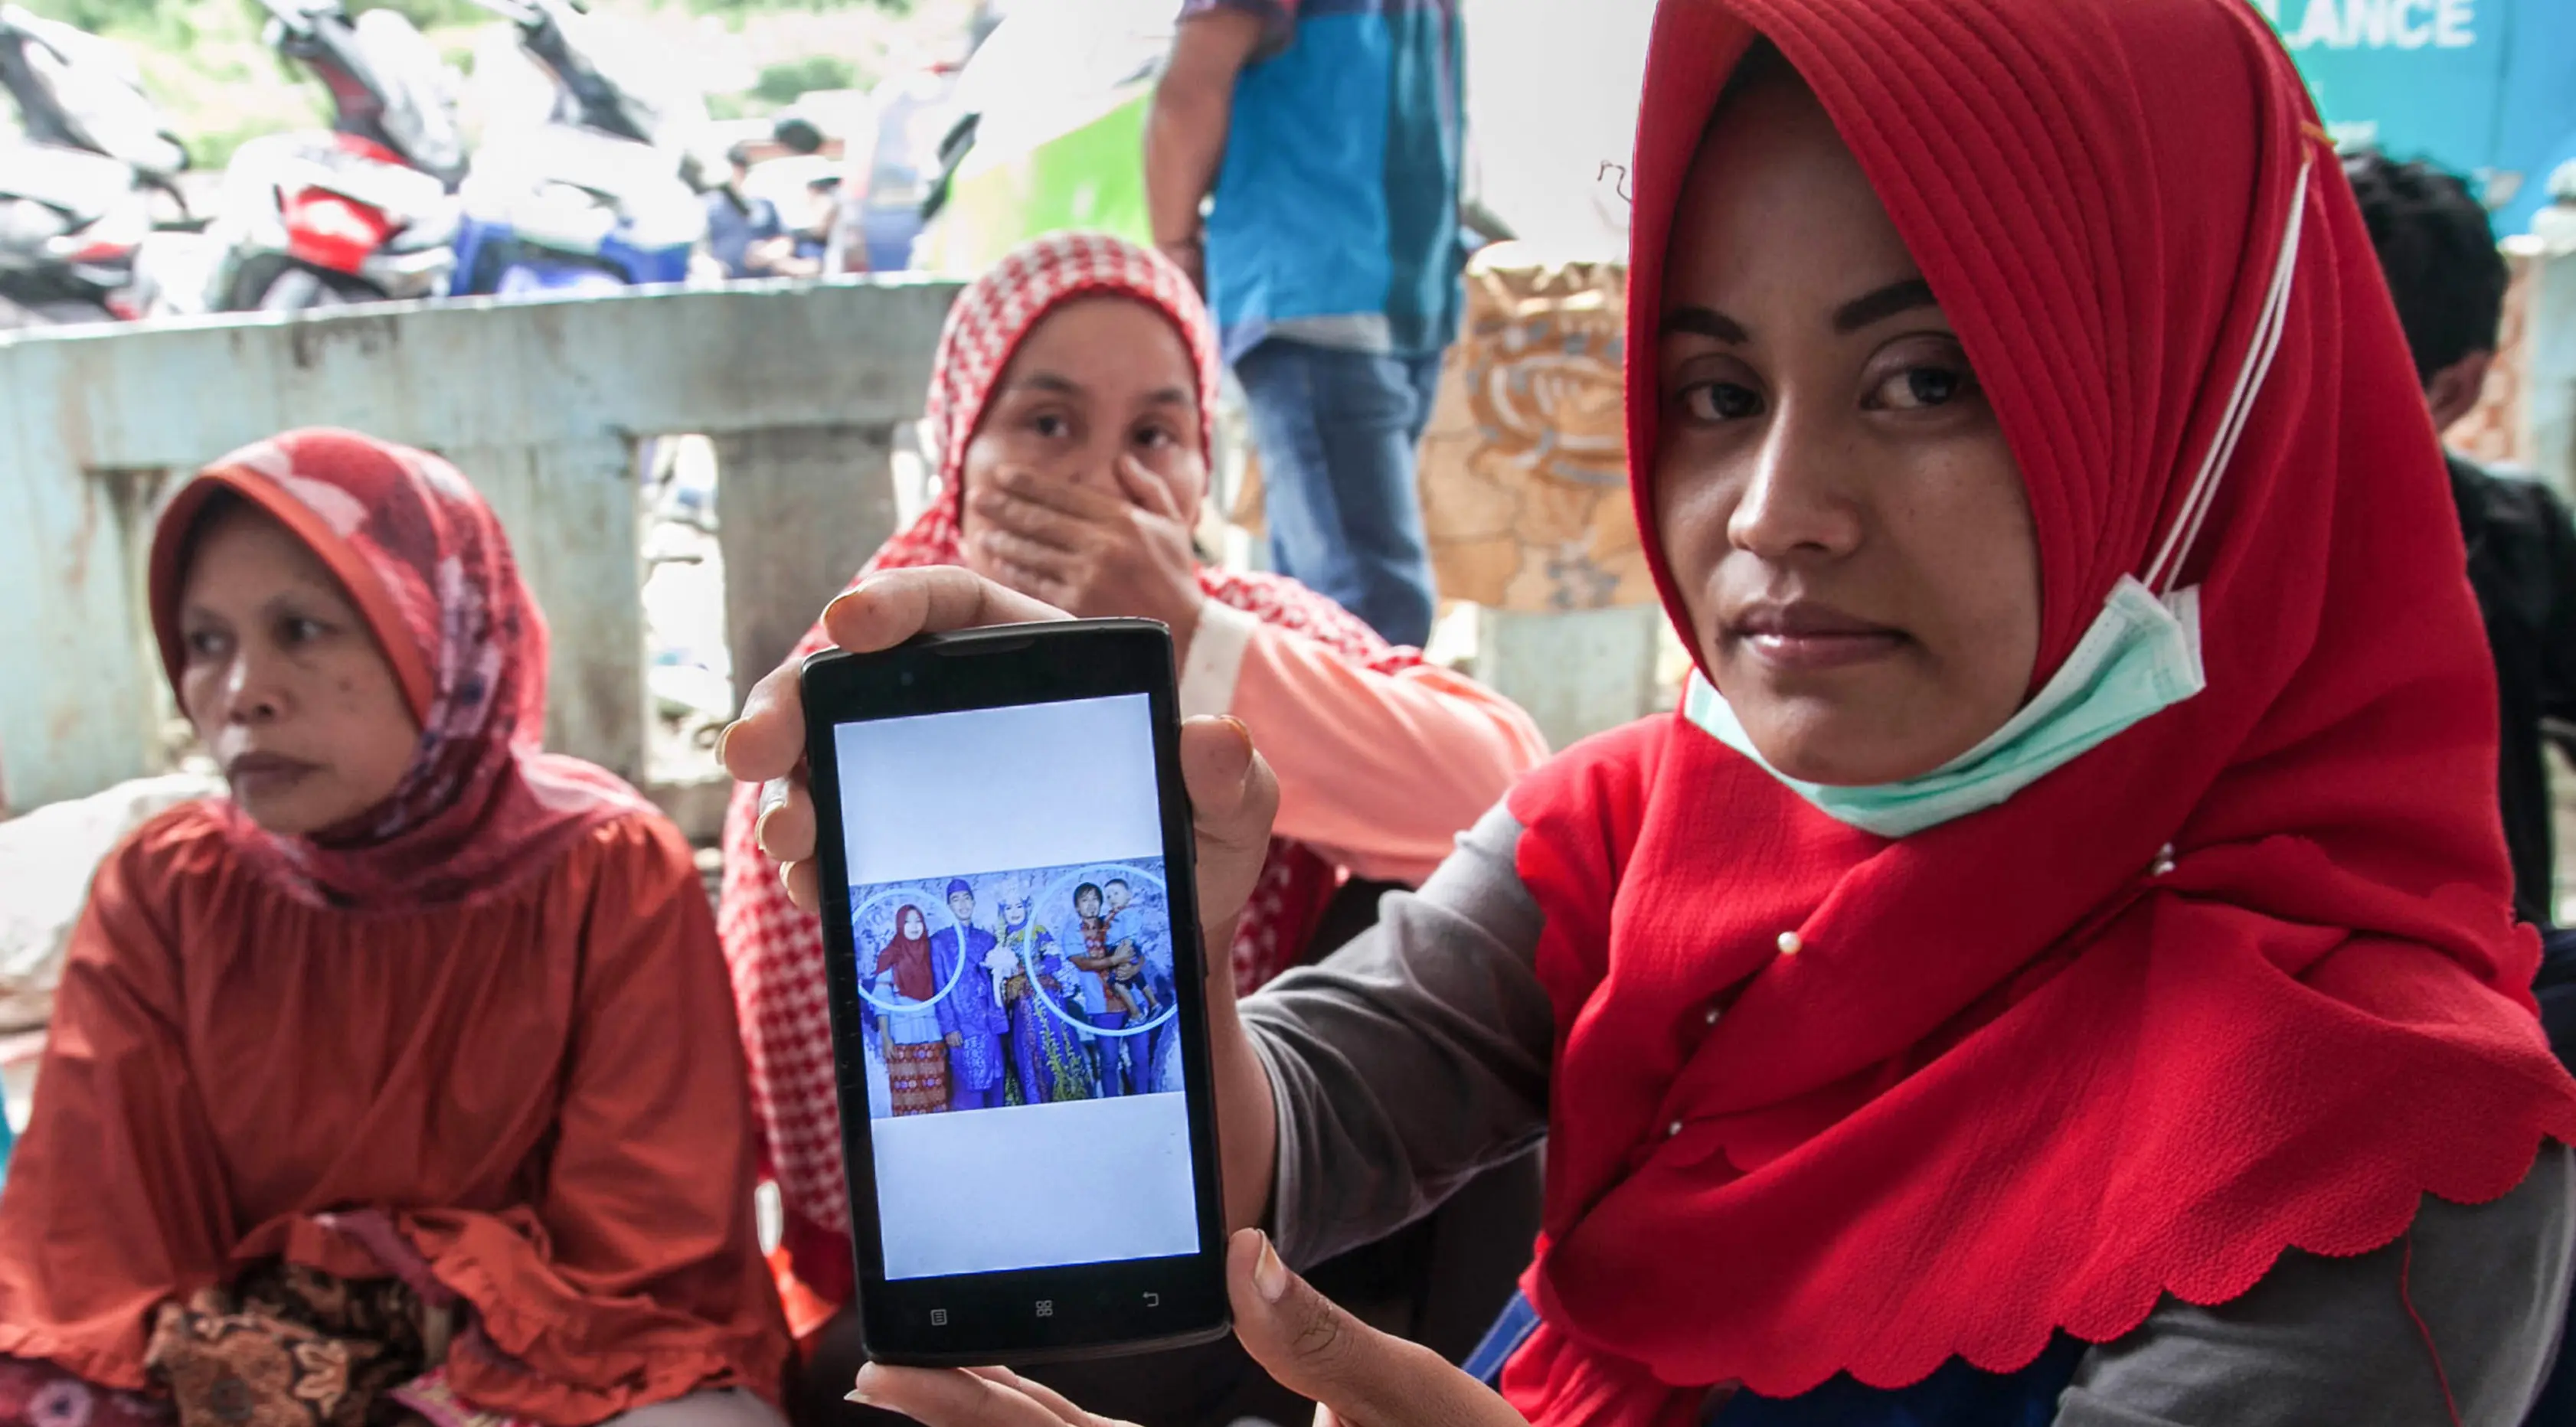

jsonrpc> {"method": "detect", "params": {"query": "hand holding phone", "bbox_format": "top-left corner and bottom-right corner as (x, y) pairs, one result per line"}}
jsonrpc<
(848, 1230), (1533, 1427)
(720, 567), (1285, 1262)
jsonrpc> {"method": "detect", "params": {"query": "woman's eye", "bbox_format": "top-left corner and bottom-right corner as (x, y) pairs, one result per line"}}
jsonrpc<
(1134, 425), (1177, 450)
(184, 629), (227, 658)
(280, 616), (328, 645)
(1031, 412), (1072, 440)
(1677, 381), (1763, 422)
(1872, 363), (1976, 411)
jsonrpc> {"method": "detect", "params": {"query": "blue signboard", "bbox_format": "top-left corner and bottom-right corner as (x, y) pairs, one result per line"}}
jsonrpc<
(2255, 0), (2576, 234)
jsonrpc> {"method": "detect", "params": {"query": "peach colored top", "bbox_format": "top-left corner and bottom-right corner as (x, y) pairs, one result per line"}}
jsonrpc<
(0, 804), (789, 1425)
(1178, 600), (1551, 885)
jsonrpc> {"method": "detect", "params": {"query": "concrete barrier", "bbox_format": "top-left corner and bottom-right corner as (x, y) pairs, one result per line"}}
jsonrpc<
(0, 278), (959, 813)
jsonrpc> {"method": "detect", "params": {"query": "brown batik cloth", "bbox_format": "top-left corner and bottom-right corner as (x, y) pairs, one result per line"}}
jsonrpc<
(142, 1264), (433, 1427)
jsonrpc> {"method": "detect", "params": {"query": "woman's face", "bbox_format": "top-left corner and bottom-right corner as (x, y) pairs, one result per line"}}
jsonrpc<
(177, 503), (421, 837)
(903, 908), (925, 939)
(959, 295), (1208, 527)
(1652, 68), (2042, 787)
(1004, 898), (1030, 929)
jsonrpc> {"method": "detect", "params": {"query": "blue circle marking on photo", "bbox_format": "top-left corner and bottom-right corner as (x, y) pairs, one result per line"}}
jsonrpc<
(1026, 862), (1177, 1040)
(849, 890), (967, 1016)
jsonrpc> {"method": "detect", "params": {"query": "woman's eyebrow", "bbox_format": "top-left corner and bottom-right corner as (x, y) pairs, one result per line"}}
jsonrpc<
(1832, 277), (1939, 334)
(1008, 372), (1085, 397)
(1662, 305), (1750, 344)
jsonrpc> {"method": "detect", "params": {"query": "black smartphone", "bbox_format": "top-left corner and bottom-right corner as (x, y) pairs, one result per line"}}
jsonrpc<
(800, 619), (1231, 1367)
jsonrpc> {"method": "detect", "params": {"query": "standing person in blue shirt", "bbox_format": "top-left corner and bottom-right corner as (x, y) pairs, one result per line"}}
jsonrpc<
(1146, 0), (1464, 649)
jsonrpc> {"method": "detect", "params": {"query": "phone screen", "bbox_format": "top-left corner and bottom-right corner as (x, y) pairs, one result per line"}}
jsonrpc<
(829, 691), (1202, 1283)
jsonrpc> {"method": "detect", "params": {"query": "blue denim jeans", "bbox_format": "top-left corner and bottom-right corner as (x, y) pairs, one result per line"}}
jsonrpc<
(1235, 337), (1446, 648)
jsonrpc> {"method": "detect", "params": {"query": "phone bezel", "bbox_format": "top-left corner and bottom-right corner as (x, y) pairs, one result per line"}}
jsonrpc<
(799, 619), (1231, 1367)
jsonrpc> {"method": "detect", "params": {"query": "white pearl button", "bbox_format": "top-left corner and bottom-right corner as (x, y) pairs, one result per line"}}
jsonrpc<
(1777, 931), (1803, 956)
(1667, 1120), (1685, 1138)
(1705, 1006), (1721, 1025)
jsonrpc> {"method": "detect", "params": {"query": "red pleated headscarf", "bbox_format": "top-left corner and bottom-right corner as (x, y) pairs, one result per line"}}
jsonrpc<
(147, 427), (650, 913)
(1500, 0), (2576, 1418)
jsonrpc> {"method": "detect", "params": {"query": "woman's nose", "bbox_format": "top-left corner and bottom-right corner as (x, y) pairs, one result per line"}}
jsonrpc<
(1064, 452), (1113, 491)
(219, 649), (289, 725)
(1726, 407), (1865, 560)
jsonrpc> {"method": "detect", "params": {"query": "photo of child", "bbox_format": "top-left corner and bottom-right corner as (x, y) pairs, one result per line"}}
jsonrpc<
(848, 859), (1180, 1122)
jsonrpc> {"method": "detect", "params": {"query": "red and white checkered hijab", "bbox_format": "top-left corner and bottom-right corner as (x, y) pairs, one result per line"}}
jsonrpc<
(718, 233), (1423, 1292)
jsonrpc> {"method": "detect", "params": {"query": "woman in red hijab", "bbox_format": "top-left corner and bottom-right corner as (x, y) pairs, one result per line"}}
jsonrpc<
(872, 908), (937, 1004)
(730, 0), (2576, 1419)
(869, 906), (948, 1118)
(0, 430), (789, 1427)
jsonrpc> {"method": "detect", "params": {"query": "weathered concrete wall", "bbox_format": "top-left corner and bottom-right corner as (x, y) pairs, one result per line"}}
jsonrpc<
(0, 278), (958, 811)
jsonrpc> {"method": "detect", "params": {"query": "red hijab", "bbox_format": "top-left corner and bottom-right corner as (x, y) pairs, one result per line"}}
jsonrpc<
(1501, 0), (2576, 1417)
(147, 428), (649, 913)
(718, 233), (1424, 1297)
(874, 906), (937, 1002)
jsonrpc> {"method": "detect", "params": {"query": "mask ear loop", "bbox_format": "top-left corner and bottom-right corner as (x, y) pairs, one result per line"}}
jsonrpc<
(2143, 158), (2314, 597)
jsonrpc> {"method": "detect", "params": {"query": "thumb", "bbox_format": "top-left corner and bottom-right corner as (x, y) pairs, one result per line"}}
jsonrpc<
(1227, 1231), (1526, 1427)
(1179, 717), (1278, 954)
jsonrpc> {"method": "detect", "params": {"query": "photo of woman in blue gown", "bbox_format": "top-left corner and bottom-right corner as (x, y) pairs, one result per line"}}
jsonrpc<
(995, 893), (1096, 1105)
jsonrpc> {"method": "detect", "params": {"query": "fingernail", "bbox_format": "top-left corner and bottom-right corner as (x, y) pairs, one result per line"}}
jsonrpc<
(1217, 714), (1253, 756)
(713, 721), (737, 771)
(778, 860), (801, 896)
(1254, 1234), (1290, 1303)
(823, 576), (878, 625)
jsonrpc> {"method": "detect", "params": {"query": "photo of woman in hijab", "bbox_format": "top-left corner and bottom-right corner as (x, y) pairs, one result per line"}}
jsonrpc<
(868, 904), (950, 1118)
(996, 893), (1094, 1106)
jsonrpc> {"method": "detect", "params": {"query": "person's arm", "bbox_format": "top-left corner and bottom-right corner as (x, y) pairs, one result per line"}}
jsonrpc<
(2527, 483), (2576, 753)
(449, 814), (786, 1417)
(2057, 1141), (2574, 1425)
(0, 822), (230, 1389)
(1238, 802), (1554, 1268)
(1184, 601), (1551, 885)
(1144, 4), (1275, 284)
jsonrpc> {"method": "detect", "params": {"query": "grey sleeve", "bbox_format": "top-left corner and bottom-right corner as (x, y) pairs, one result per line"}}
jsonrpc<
(1240, 802), (1554, 1269)
(2059, 1141), (2576, 1426)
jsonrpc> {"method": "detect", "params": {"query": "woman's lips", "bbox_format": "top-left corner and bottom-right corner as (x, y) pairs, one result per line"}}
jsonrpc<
(1727, 603), (1909, 672)
(225, 752), (320, 795)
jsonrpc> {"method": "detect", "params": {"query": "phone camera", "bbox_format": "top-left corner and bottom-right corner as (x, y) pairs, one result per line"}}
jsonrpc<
(899, 670), (915, 687)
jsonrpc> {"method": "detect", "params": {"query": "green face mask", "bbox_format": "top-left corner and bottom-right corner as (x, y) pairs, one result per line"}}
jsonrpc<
(1683, 576), (2206, 839)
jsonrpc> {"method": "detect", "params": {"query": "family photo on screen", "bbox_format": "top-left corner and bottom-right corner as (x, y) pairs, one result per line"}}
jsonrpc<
(848, 860), (1182, 1121)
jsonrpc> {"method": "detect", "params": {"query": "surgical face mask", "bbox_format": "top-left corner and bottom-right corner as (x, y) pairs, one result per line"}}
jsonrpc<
(1684, 576), (2205, 838)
